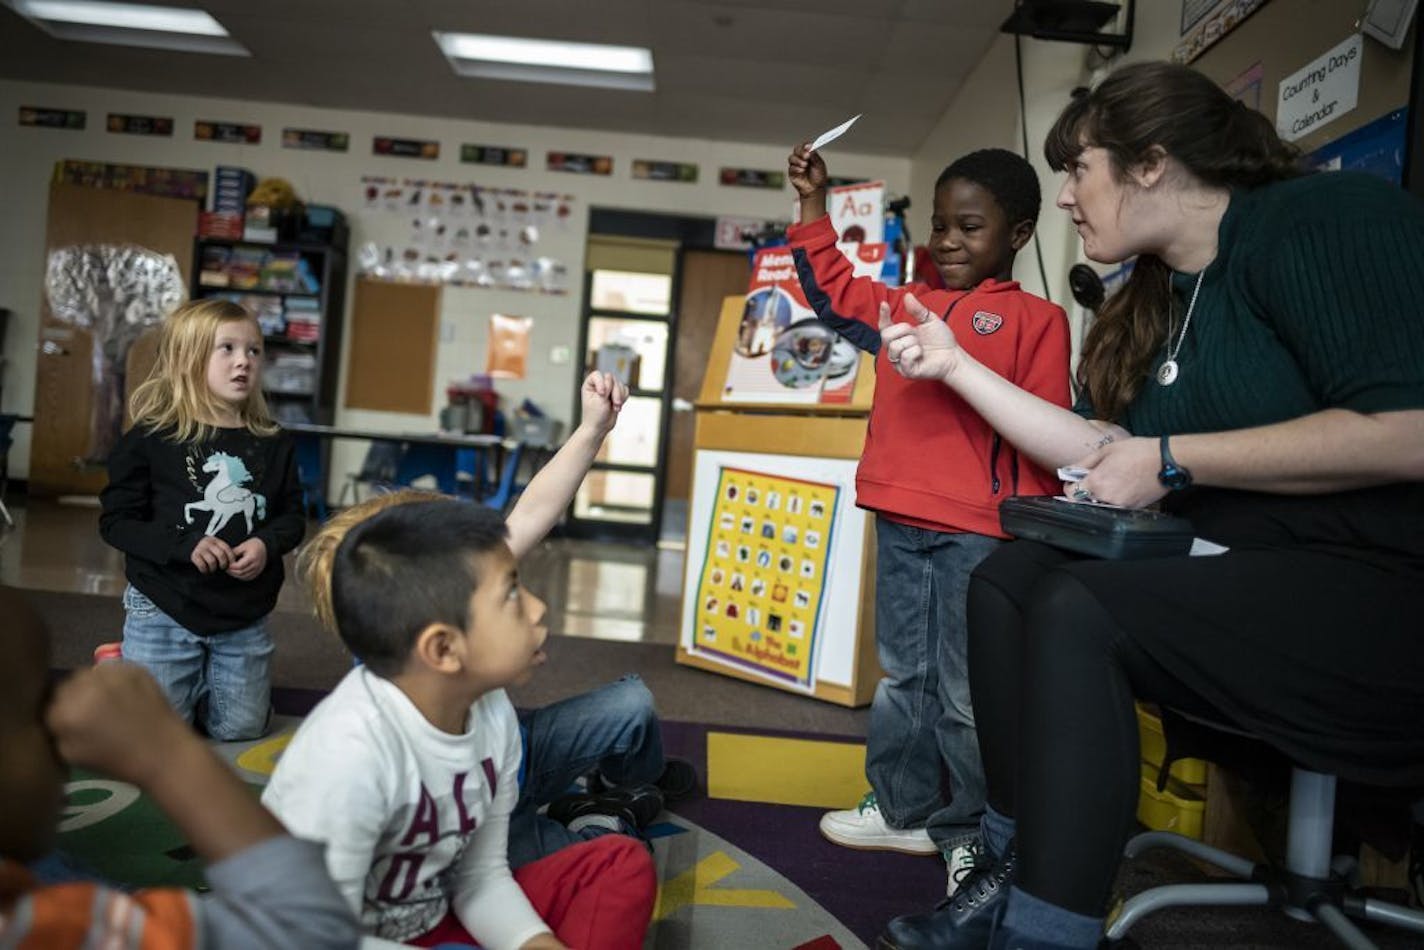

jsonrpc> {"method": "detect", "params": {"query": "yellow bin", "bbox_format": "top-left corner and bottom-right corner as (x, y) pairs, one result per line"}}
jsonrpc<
(1137, 704), (1208, 786)
(1136, 762), (1206, 840)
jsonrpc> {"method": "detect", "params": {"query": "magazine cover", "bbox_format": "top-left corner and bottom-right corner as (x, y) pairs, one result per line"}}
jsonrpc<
(720, 246), (881, 404)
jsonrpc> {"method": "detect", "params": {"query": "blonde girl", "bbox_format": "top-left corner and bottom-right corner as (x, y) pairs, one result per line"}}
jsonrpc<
(100, 298), (305, 740)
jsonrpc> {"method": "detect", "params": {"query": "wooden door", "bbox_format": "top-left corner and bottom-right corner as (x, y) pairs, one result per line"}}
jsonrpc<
(31, 184), (196, 495)
(664, 250), (749, 503)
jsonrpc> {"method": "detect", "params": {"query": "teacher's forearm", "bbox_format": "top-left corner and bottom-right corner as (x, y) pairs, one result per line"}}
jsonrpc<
(1170, 408), (1424, 493)
(942, 355), (1124, 469)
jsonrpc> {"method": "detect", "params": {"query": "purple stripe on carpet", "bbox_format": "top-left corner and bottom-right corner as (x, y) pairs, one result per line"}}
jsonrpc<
(656, 720), (945, 946)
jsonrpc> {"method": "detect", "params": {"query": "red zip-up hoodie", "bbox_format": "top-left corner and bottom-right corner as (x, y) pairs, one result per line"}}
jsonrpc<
(789, 215), (1072, 537)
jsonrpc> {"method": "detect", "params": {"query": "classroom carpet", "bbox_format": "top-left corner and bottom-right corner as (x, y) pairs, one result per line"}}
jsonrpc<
(32, 588), (1423, 949)
(53, 696), (1423, 949)
(55, 694), (930, 950)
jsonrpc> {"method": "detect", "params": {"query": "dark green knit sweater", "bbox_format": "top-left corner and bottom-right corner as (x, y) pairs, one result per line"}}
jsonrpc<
(1111, 171), (1424, 437)
(1075, 171), (1424, 560)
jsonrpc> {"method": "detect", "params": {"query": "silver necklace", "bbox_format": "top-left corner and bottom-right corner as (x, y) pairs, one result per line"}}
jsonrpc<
(1157, 268), (1207, 386)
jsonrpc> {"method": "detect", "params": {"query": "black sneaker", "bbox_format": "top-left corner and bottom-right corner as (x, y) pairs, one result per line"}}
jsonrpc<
(587, 757), (701, 803)
(877, 846), (1017, 950)
(547, 783), (665, 834)
(653, 758), (700, 803)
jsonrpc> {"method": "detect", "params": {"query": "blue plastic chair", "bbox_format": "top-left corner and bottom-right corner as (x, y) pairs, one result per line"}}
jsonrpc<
(454, 447), (488, 500)
(291, 432), (329, 521)
(483, 441), (526, 513)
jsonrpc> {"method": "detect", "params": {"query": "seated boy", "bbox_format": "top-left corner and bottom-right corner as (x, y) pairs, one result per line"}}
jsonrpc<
(295, 372), (696, 869)
(262, 373), (660, 947)
(298, 487), (695, 869)
(0, 585), (357, 948)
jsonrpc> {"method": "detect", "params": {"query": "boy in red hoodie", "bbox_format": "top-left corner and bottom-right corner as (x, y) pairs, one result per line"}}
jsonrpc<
(786, 144), (1070, 891)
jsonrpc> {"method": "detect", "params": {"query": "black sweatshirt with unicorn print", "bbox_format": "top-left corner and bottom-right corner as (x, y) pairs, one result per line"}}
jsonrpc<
(100, 424), (305, 635)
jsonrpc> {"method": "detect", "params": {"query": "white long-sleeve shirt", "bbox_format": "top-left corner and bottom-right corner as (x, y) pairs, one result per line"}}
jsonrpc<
(262, 668), (548, 948)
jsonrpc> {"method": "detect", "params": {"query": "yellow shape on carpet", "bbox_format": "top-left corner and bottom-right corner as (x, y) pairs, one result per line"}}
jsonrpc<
(707, 731), (866, 808)
(654, 850), (796, 919)
(235, 732), (293, 776)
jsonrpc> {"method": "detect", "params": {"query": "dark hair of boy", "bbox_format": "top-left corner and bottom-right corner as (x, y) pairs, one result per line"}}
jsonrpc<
(935, 147), (1042, 230)
(331, 500), (509, 677)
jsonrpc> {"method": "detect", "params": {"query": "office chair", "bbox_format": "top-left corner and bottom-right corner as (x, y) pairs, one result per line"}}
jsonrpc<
(1106, 713), (1424, 949)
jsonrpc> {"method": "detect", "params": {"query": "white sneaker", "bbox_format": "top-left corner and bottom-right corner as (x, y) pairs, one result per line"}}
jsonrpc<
(818, 792), (938, 855)
(945, 840), (984, 897)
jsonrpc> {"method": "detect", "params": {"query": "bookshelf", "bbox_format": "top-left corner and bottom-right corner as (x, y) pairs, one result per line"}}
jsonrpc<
(193, 235), (348, 424)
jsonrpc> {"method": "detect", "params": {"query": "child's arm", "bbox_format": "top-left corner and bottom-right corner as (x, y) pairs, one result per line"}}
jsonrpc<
(231, 435), (307, 581)
(785, 142), (928, 350)
(47, 663), (359, 948)
(452, 707), (563, 949)
(504, 371), (628, 559)
(98, 428), (208, 565)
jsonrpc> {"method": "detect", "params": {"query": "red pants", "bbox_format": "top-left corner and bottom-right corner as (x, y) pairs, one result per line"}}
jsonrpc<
(411, 836), (656, 950)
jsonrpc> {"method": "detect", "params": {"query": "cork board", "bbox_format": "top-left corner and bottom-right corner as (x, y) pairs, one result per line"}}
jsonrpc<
(344, 277), (441, 414)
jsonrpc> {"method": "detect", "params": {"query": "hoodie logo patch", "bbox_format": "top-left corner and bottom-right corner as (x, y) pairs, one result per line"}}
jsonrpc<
(972, 311), (1003, 335)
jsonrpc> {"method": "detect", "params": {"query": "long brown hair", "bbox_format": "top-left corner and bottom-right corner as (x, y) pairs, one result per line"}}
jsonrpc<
(1045, 61), (1302, 422)
(130, 298), (278, 442)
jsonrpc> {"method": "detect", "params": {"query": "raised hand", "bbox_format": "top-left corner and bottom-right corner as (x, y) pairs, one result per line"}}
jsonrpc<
(787, 142), (829, 200)
(877, 293), (963, 382)
(580, 370), (629, 437)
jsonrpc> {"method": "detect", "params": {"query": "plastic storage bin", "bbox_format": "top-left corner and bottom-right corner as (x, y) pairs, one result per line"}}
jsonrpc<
(1137, 704), (1208, 786)
(1137, 762), (1206, 840)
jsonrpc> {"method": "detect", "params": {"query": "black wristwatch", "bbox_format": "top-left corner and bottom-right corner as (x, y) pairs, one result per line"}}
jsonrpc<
(1158, 434), (1193, 491)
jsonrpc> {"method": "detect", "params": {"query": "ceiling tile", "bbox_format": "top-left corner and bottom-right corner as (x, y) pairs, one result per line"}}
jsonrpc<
(0, 0), (1008, 153)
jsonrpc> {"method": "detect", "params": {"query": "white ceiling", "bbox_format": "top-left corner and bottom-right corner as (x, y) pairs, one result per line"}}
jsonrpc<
(0, 0), (1016, 155)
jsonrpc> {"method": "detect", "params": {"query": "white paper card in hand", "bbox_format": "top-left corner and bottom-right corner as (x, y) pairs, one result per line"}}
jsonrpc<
(1189, 537), (1229, 556)
(810, 114), (862, 151)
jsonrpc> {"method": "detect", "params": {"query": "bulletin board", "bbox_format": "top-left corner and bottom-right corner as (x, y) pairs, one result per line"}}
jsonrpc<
(1187, 0), (1415, 156)
(343, 276), (442, 414)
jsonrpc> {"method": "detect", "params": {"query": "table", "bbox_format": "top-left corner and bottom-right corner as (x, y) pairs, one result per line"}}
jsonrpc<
(282, 422), (550, 511)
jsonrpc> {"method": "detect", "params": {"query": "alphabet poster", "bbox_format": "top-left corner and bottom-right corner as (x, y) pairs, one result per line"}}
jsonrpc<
(827, 179), (885, 246)
(688, 466), (840, 690)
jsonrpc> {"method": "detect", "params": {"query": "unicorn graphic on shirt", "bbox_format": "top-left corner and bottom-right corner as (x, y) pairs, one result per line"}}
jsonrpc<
(185, 451), (267, 536)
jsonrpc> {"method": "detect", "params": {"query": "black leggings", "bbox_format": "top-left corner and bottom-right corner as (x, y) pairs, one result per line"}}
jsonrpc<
(967, 542), (1227, 916)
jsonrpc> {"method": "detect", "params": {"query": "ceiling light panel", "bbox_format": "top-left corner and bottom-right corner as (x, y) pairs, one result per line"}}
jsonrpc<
(434, 31), (655, 91)
(5, 0), (249, 55)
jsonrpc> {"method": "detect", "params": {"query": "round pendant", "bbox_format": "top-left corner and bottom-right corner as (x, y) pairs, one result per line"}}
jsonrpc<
(1156, 360), (1179, 386)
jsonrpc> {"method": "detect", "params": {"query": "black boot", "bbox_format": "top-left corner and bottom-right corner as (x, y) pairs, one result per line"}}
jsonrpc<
(877, 846), (1017, 950)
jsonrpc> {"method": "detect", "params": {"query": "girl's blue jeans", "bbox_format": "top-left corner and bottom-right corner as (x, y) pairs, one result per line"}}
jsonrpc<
(121, 584), (273, 741)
